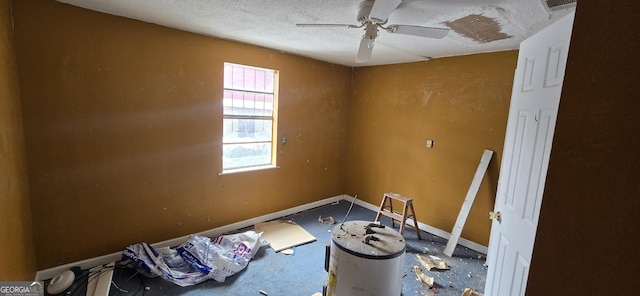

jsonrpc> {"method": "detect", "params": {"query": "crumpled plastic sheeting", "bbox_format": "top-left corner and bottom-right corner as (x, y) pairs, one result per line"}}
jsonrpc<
(121, 231), (263, 286)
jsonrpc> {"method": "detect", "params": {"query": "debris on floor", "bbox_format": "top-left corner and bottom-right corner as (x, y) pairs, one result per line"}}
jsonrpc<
(317, 215), (335, 224)
(281, 248), (295, 255)
(461, 288), (484, 296)
(109, 200), (487, 295)
(121, 230), (263, 286)
(413, 265), (434, 287)
(417, 254), (450, 271)
(259, 289), (268, 295)
(254, 220), (316, 252)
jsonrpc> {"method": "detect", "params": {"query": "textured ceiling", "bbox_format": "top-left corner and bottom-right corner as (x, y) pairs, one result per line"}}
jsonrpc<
(56, 0), (575, 67)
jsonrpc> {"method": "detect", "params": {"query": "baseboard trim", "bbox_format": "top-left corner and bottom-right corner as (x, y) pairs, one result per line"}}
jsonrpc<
(349, 195), (488, 255)
(35, 194), (345, 281)
(36, 193), (488, 281)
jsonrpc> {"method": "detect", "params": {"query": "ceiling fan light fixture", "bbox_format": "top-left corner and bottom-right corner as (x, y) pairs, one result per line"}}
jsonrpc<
(363, 22), (379, 48)
(367, 36), (376, 49)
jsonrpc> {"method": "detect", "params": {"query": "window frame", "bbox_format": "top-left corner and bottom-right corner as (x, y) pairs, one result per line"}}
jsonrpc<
(221, 62), (279, 174)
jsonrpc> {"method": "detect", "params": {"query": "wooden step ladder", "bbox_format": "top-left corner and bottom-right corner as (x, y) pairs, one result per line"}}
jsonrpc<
(374, 192), (421, 239)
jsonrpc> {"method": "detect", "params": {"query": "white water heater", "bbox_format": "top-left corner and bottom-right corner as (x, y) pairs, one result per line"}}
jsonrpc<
(325, 220), (406, 296)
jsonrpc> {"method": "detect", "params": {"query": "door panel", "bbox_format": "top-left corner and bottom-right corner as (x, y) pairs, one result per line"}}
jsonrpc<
(488, 235), (509, 292)
(484, 11), (575, 296)
(524, 110), (556, 224)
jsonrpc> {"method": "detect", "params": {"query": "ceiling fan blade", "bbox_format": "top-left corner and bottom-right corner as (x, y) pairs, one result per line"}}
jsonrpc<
(388, 25), (449, 39)
(296, 23), (361, 28)
(369, 0), (401, 23)
(356, 36), (373, 63)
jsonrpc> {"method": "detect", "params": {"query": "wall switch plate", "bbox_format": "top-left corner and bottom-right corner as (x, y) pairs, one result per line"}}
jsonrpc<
(426, 139), (434, 148)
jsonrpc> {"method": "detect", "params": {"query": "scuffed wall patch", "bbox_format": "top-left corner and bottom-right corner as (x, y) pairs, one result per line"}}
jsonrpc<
(444, 14), (513, 43)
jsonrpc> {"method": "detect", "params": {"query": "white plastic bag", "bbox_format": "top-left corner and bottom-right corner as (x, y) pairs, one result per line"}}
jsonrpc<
(121, 243), (209, 286)
(176, 231), (263, 282)
(120, 230), (262, 286)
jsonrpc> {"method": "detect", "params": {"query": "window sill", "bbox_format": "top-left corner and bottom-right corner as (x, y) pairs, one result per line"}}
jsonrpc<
(218, 165), (279, 176)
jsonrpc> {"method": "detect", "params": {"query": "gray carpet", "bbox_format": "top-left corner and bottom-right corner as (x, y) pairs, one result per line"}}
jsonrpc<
(106, 200), (487, 296)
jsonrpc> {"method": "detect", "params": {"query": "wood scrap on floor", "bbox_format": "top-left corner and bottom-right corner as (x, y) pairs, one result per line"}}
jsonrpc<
(417, 254), (450, 271)
(413, 265), (434, 287)
(254, 220), (316, 252)
(317, 215), (335, 224)
(461, 288), (484, 296)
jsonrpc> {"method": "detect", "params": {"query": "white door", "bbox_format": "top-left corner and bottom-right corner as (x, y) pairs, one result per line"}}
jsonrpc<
(484, 11), (575, 296)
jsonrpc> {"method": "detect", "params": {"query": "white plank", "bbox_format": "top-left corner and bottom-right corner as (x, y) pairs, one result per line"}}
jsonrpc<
(444, 149), (494, 257)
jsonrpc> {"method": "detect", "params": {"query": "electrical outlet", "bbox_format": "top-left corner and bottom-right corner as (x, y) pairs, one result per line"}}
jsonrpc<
(426, 139), (434, 148)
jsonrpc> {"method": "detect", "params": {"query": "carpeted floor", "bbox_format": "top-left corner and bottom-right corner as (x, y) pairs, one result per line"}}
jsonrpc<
(106, 200), (487, 296)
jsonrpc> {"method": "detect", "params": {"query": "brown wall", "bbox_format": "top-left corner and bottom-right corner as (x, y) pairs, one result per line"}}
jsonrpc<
(346, 52), (516, 246)
(527, 2), (640, 295)
(13, 0), (617, 286)
(0, 0), (37, 280)
(6, 0), (638, 291)
(12, 1), (350, 269)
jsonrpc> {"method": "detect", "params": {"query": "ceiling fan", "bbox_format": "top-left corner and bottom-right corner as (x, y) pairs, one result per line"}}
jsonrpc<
(296, 0), (450, 63)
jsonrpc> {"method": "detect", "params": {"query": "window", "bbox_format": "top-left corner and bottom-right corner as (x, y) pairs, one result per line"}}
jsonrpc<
(222, 63), (278, 172)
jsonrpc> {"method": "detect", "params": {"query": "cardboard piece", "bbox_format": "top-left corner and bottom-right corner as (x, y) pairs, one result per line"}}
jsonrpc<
(254, 220), (316, 252)
(461, 288), (484, 296)
(417, 254), (450, 271)
(413, 265), (434, 287)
